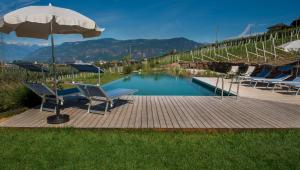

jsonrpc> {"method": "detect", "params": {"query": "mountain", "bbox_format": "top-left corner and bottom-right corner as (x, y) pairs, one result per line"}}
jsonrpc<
(0, 43), (41, 62)
(25, 37), (202, 63)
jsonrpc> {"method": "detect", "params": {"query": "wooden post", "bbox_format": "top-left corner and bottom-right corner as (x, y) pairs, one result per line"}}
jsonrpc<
(245, 44), (250, 62)
(272, 38), (277, 61)
(262, 42), (266, 62)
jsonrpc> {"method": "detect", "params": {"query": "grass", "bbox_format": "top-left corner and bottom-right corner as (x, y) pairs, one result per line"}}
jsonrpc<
(0, 128), (300, 169)
(60, 72), (124, 89)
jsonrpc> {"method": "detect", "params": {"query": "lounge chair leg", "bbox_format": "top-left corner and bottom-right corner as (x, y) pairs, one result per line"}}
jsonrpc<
(87, 102), (91, 113)
(40, 103), (43, 111)
(253, 81), (258, 88)
(273, 84), (279, 92)
(296, 88), (300, 96)
(105, 102), (109, 114)
(228, 77), (233, 96)
(40, 98), (45, 111)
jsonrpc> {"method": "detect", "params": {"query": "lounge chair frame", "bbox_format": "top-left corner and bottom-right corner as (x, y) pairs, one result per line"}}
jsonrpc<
(23, 82), (63, 112)
(76, 84), (137, 114)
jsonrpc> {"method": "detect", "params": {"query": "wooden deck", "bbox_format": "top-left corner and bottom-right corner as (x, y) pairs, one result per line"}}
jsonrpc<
(1, 95), (300, 129)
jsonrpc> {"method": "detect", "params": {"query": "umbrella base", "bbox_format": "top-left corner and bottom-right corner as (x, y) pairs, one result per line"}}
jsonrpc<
(47, 114), (70, 124)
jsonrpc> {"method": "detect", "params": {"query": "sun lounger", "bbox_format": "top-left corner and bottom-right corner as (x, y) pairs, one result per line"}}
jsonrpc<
(251, 73), (291, 88)
(239, 66), (255, 79)
(241, 68), (271, 81)
(76, 84), (138, 114)
(23, 82), (80, 112)
(249, 68), (271, 79)
(267, 76), (300, 92)
(226, 66), (239, 78)
(286, 83), (300, 96)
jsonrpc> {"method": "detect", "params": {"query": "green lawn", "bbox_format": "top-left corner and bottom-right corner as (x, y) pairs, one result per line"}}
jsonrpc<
(0, 129), (299, 169)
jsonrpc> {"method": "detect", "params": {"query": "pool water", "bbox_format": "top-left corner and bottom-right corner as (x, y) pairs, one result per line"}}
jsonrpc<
(103, 73), (216, 96)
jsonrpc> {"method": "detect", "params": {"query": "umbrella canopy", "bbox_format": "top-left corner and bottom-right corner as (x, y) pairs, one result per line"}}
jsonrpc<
(0, 3), (104, 39)
(0, 4), (104, 124)
(280, 40), (300, 76)
(279, 40), (300, 52)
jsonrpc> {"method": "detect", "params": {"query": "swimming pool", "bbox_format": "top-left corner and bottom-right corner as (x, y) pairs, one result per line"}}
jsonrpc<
(103, 73), (217, 96)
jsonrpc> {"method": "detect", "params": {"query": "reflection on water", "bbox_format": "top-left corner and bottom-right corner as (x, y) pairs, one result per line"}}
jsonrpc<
(123, 76), (131, 82)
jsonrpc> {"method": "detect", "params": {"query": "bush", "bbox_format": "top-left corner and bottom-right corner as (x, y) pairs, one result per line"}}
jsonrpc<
(0, 83), (40, 113)
(123, 65), (133, 74)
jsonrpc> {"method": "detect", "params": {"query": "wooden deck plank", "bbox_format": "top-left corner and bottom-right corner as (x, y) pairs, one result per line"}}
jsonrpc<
(150, 96), (161, 128)
(114, 97), (131, 128)
(134, 96), (143, 128)
(146, 96), (154, 128)
(121, 97), (135, 128)
(196, 97), (235, 128)
(127, 96), (139, 128)
(206, 97), (253, 128)
(172, 96), (199, 128)
(153, 96), (167, 128)
(230, 98), (290, 128)
(161, 96), (181, 128)
(106, 99), (126, 128)
(141, 96), (148, 128)
(168, 96), (193, 128)
(177, 96), (206, 128)
(156, 96), (173, 128)
(217, 98), (273, 128)
(235, 99), (290, 128)
(65, 108), (86, 127)
(183, 97), (220, 128)
(190, 97), (229, 128)
(2, 95), (300, 129)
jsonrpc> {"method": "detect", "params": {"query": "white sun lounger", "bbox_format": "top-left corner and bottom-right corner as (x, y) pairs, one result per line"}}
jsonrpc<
(251, 74), (291, 88)
(239, 66), (256, 80)
(267, 76), (300, 92)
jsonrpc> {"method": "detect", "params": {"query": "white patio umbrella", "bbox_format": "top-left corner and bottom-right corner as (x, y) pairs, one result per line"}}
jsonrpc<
(0, 4), (104, 124)
(279, 40), (300, 76)
(279, 40), (300, 52)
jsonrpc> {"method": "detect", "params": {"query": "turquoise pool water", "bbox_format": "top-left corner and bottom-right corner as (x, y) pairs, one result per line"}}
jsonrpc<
(103, 73), (216, 96)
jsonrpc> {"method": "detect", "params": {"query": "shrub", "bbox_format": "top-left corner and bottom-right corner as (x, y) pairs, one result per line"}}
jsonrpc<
(0, 83), (40, 113)
(123, 65), (133, 74)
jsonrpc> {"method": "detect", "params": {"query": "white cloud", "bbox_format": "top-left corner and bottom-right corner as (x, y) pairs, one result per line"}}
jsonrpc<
(5, 40), (49, 47)
(238, 24), (255, 37)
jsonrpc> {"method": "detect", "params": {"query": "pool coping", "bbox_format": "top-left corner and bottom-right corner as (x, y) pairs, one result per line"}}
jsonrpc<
(192, 77), (233, 96)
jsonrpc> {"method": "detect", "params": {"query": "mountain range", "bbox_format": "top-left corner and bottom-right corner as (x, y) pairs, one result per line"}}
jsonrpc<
(1, 37), (202, 62)
(0, 43), (41, 62)
(25, 37), (202, 63)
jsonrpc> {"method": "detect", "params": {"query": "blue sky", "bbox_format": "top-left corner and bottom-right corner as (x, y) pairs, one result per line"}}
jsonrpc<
(1, 0), (300, 45)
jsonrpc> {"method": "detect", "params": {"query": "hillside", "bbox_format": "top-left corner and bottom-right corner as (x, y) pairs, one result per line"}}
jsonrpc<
(156, 27), (300, 66)
(0, 43), (41, 62)
(25, 38), (202, 63)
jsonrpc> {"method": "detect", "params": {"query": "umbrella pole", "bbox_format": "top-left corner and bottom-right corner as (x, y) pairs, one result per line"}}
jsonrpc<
(51, 34), (59, 112)
(47, 19), (70, 124)
(297, 60), (299, 77)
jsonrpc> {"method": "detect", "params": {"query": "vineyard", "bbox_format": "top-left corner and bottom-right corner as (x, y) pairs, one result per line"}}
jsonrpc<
(155, 27), (300, 66)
